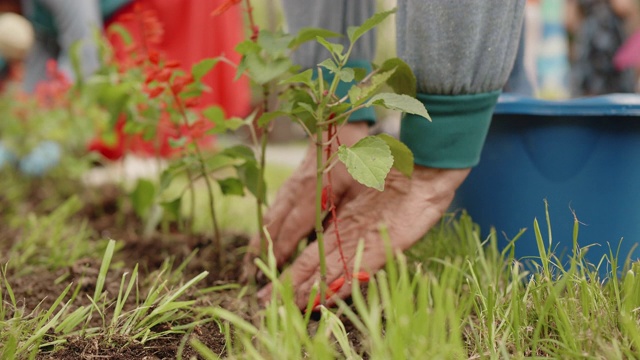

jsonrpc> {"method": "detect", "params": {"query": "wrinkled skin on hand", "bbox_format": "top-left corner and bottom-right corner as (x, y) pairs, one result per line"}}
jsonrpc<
(242, 122), (470, 309)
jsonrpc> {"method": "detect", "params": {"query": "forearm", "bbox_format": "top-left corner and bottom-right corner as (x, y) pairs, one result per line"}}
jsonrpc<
(397, 0), (526, 168)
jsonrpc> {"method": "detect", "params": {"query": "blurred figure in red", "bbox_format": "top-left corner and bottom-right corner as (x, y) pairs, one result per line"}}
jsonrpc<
(106, 0), (250, 117)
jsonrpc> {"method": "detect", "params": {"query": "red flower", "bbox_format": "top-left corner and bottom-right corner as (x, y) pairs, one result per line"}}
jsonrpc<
(146, 86), (165, 98)
(164, 60), (181, 68)
(170, 74), (194, 94)
(88, 137), (125, 161)
(155, 68), (172, 83)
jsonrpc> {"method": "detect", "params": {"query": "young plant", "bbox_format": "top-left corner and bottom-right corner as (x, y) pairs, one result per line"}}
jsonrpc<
(240, 9), (427, 304)
(90, 7), (253, 263)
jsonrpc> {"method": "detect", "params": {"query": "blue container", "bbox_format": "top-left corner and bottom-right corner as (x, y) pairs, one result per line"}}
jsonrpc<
(454, 94), (640, 272)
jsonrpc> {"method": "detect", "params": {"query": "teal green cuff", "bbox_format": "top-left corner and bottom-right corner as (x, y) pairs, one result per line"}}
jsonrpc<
(317, 60), (376, 124)
(400, 91), (501, 168)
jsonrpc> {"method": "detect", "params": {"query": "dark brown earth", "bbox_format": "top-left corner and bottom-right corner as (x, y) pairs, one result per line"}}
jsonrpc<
(1, 183), (247, 359)
(2, 182), (366, 359)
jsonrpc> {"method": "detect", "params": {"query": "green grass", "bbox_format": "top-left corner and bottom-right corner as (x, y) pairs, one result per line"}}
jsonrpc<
(0, 239), (210, 359)
(4, 163), (640, 358)
(2, 196), (112, 275)
(198, 210), (640, 359)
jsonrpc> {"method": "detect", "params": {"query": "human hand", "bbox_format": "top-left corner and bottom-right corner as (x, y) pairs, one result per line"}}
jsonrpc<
(241, 122), (369, 279)
(259, 165), (470, 308)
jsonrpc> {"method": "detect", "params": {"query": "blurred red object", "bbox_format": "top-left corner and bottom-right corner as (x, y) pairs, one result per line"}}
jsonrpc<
(106, 0), (250, 117)
(614, 29), (640, 70)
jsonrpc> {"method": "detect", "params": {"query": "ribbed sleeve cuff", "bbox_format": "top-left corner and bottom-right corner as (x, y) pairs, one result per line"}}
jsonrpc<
(400, 91), (500, 168)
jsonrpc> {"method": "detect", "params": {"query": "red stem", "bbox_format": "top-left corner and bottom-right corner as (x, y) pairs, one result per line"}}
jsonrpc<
(325, 122), (350, 280)
(244, 0), (259, 42)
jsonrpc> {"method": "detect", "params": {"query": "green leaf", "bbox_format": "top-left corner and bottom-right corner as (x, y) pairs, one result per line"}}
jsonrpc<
(377, 134), (414, 177)
(222, 117), (245, 131)
(316, 36), (344, 58)
(353, 67), (368, 82)
(338, 68), (355, 83)
(279, 69), (314, 86)
(235, 57), (247, 81)
(347, 9), (397, 43)
(168, 136), (187, 149)
(337, 136), (393, 191)
(289, 89), (317, 133)
(378, 57), (417, 97)
(192, 58), (219, 81)
(258, 30), (294, 56)
(96, 82), (131, 122)
(204, 154), (244, 172)
(160, 196), (182, 220)
(348, 69), (394, 107)
(245, 53), (292, 84)
(217, 177), (245, 196)
(257, 111), (288, 127)
(237, 161), (266, 202)
(159, 166), (179, 191)
(318, 59), (339, 74)
(366, 93), (430, 120)
(221, 145), (257, 162)
(131, 179), (156, 218)
(69, 42), (83, 86)
(203, 106), (244, 133)
(235, 40), (261, 55)
(289, 27), (343, 49)
(107, 24), (134, 45)
(202, 106), (225, 123)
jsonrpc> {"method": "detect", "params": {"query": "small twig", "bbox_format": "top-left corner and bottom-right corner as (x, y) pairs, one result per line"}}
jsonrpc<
(323, 158), (340, 174)
(326, 68), (380, 107)
(293, 116), (314, 139)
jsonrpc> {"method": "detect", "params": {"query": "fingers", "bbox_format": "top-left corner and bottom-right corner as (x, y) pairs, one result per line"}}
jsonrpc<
(253, 166), (473, 309)
(243, 122), (369, 272)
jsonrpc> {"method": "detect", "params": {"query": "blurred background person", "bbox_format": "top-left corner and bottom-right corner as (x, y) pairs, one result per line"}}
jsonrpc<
(0, 9), (34, 89)
(105, 0), (250, 117)
(566, 0), (640, 96)
(19, 0), (131, 91)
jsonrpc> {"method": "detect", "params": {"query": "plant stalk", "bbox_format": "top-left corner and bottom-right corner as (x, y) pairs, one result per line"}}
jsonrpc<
(315, 127), (328, 306)
(257, 118), (269, 259)
(172, 92), (222, 264)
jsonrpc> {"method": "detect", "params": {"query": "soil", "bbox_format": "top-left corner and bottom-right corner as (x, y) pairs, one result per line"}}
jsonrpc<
(1, 183), (366, 359)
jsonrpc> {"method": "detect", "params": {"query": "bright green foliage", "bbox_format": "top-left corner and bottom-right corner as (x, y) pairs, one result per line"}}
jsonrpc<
(217, 177), (245, 196)
(257, 110), (289, 127)
(338, 136), (393, 191)
(288, 27), (342, 49)
(131, 178), (156, 218)
(347, 69), (394, 107)
(3, 196), (108, 273)
(197, 209), (640, 359)
(377, 133), (414, 177)
(367, 93), (431, 120)
(316, 37), (345, 61)
(378, 57), (417, 97)
(192, 58), (219, 81)
(347, 8), (397, 43)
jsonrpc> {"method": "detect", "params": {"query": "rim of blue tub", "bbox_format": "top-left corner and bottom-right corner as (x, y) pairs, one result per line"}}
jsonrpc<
(495, 93), (640, 117)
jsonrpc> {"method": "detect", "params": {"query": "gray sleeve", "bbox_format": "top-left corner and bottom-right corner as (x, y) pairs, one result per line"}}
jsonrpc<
(397, 0), (526, 95)
(281, 0), (377, 69)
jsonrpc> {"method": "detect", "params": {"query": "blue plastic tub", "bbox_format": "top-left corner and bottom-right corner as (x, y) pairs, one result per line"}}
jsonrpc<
(453, 94), (640, 273)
